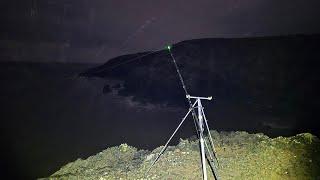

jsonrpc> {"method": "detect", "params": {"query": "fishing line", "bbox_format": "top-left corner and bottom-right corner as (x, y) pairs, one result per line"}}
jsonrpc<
(89, 43), (182, 74)
(89, 49), (163, 74)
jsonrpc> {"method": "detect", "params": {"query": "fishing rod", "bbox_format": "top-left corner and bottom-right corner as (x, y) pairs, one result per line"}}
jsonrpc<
(145, 45), (220, 180)
(167, 45), (219, 164)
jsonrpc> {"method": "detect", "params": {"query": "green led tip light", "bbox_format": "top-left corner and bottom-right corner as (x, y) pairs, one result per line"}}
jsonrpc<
(167, 45), (171, 50)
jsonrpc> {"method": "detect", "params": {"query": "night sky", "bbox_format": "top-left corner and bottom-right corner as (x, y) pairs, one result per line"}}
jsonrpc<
(1, 0), (320, 63)
(1, 0), (320, 179)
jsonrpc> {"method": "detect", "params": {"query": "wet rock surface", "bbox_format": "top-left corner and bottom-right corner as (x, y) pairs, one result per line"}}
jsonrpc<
(42, 131), (320, 180)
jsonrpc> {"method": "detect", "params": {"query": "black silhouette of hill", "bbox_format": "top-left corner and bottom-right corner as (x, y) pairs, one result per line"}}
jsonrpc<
(81, 34), (320, 136)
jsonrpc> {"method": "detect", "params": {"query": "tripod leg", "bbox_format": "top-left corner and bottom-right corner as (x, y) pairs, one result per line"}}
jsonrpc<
(204, 138), (215, 165)
(199, 129), (208, 180)
(145, 100), (197, 175)
(205, 151), (220, 180)
(201, 109), (220, 180)
(197, 134), (219, 180)
(202, 109), (220, 166)
(204, 138), (220, 180)
(197, 99), (208, 180)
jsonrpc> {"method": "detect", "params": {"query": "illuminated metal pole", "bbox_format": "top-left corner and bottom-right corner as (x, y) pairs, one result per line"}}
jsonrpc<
(198, 98), (208, 180)
(186, 95), (211, 180)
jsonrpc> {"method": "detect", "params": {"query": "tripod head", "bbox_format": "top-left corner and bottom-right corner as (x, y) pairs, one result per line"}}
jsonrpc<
(186, 94), (213, 101)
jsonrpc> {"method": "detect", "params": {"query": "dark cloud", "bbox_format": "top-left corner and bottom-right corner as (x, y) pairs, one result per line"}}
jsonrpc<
(1, 0), (320, 62)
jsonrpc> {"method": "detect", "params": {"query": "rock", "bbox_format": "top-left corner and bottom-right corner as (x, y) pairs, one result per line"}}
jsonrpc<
(119, 143), (129, 152)
(43, 131), (320, 180)
(146, 154), (155, 161)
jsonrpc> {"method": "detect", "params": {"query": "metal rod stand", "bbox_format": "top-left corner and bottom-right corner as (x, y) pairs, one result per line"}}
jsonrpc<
(146, 95), (219, 180)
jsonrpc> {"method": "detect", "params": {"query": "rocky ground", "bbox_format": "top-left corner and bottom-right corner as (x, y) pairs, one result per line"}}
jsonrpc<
(41, 131), (320, 180)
